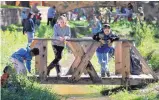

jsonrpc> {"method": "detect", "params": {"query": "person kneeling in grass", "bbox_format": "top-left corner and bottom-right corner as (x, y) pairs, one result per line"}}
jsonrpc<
(10, 47), (39, 75)
(93, 24), (119, 77)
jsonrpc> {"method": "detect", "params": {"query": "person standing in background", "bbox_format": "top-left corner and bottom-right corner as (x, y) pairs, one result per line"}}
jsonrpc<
(21, 8), (28, 34)
(89, 15), (102, 36)
(47, 6), (56, 27)
(24, 12), (35, 45)
(31, 3), (39, 24)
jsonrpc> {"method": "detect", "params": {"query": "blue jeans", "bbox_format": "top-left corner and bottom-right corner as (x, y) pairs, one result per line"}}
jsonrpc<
(96, 52), (109, 74)
(27, 32), (34, 44)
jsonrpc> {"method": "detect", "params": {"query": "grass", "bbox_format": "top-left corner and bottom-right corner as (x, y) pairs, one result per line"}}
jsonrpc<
(110, 82), (159, 100)
(1, 5), (21, 8)
(1, 20), (159, 99)
(1, 71), (60, 100)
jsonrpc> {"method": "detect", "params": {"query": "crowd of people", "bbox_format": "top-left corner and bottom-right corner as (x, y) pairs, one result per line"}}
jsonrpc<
(113, 3), (134, 22)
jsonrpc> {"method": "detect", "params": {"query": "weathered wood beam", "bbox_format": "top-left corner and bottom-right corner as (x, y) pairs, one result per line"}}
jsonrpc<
(43, 1), (135, 14)
(70, 42), (101, 82)
(131, 45), (158, 80)
(121, 41), (131, 80)
(31, 75), (154, 85)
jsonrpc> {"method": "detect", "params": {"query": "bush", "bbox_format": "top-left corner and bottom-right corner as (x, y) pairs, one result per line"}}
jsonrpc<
(149, 50), (159, 70)
(1, 73), (60, 100)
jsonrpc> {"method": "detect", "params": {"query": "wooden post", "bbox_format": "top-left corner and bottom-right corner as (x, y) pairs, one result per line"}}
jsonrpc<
(34, 40), (47, 81)
(121, 41), (131, 80)
(30, 40), (40, 74)
(115, 41), (131, 79)
(115, 41), (123, 75)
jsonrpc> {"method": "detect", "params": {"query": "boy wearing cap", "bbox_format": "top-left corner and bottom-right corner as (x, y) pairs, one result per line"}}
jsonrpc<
(93, 24), (119, 77)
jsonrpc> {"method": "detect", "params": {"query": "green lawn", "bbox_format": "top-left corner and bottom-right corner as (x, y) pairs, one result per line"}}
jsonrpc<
(1, 20), (159, 100)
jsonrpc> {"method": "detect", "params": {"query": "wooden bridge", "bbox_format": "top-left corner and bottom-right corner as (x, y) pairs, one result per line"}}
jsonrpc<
(30, 38), (158, 86)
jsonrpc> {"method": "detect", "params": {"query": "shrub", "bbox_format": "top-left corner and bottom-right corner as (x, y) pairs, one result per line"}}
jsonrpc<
(1, 73), (60, 100)
(149, 50), (159, 70)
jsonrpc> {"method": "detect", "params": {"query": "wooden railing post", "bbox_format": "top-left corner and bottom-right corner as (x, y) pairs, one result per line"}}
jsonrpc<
(115, 40), (131, 79)
(31, 40), (48, 81)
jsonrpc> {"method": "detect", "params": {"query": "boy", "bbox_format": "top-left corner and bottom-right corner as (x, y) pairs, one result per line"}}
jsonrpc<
(10, 47), (39, 75)
(1, 66), (11, 87)
(93, 24), (119, 77)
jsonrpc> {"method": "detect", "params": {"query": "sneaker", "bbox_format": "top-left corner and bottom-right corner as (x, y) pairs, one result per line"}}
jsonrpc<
(101, 73), (105, 77)
(106, 72), (110, 77)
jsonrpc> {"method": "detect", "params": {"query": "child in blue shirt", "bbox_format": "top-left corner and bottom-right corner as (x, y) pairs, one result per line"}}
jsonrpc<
(10, 47), (39, 75)
(93, 24), (119, 77)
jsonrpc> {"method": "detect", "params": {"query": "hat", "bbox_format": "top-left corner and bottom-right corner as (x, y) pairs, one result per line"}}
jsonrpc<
(103, 24), (111, 29)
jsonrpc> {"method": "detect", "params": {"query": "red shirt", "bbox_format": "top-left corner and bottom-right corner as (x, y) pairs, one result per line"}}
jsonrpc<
(1, 73), (9, 86)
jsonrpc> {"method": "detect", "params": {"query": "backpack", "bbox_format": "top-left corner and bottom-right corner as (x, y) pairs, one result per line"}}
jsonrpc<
(130, 48), (142, 75)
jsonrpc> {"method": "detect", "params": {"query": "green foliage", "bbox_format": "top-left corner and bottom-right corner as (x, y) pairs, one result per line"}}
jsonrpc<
(1, 5), (20, 8)
(149, 50), (159, 70)
(111, 90), (138, 100)
(35, 23), (53, 38)
(1, 73), (60, 100)
(1, 29), (27, 74)
(111, 20), (159, 70)
(6, 24), (19, 32)
(131, 22), (159, 70)
(110, 82), (159, 100)
(69, 21), (89, 28)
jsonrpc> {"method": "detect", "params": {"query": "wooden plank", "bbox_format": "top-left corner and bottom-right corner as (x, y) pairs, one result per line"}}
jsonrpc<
(32, 38), (134, 42)
(86, 62), (102, 83)
(115, 41), (123, 75)
(121, 42), (131, 80)
(30, 40), (39, 48)
(34, 40), (42, 74)
(30, 75), (154, 85)
(66, 42), (84, 75)
(131, 45), (158, 80)
(80, 41), (92, 53)
(66, 41), (100, 83)
(70, 42), (101, 82)
(38, 40), (48, 81)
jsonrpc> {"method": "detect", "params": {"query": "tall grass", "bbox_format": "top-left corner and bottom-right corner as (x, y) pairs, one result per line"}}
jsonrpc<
(1, 71), (60, 100)
(1, 24), (61, 100)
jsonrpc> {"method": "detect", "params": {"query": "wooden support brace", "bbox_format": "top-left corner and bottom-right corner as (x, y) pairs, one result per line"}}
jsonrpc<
(86, 62), (102, 83)
(66, 42), (84, 75)
(66, 41), (101, 83)
(70, 42), (101, 82)
(131, 45), (158, 80)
